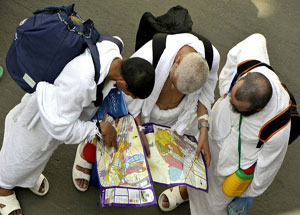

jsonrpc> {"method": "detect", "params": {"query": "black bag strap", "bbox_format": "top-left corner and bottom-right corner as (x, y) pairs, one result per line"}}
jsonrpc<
(152, 32), (213, 70)
(229, 60), (273, 92)
(90, 35), (123, 106)
(190, 31), (213, 70)
(233, 60), (293, 148)
(152, 33), (167, 68)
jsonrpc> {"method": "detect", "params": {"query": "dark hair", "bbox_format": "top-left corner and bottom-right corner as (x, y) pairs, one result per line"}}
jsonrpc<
(235, 72), (272, 112)
(121, 57), (155, 99)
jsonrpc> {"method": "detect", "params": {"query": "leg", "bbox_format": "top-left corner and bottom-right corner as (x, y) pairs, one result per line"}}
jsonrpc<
(227, 197), (254, 215)
(0, 95), (59, 214)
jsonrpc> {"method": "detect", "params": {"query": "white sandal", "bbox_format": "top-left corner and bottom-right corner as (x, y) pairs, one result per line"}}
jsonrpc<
(29, 174), (49, 196)
(0, 192), (22, 215)
(158, 186), (189, 212)
(72, 141), (92, 192)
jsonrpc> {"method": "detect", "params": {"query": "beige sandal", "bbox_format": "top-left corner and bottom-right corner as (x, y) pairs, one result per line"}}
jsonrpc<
(0, 192), (22, 215)
(29, 174), (49, 196)
(158, 186), (189, 212)
(72, 141), (92, 192)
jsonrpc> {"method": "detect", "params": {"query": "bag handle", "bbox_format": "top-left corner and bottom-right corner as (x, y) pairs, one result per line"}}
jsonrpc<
(33, 4), (75, 16)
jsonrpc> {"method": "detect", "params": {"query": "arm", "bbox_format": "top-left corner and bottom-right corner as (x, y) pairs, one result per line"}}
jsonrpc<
(240, 124), (290, 197)
(195, 101), (211, 168)
(135, 114), (151, 158)
(219, 33), (270, 97)
(195, 46), (220, 167)
(36, 53), (101, 144)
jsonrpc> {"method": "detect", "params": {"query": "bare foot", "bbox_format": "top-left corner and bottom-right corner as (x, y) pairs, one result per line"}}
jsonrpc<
(0, 188), (22, 215)
(75, 152), (91, 190)
(162, 185), (189, 209)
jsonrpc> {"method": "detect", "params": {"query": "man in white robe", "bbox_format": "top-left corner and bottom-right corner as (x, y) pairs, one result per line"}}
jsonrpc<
(0, 37), (155, 215)
(187, 33), (291, 214)
(125, 33), (220, 210)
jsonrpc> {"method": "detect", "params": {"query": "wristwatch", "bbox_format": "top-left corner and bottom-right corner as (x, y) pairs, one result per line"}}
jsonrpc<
(198, 114), (208, 121)
(198, 122), (209, 130)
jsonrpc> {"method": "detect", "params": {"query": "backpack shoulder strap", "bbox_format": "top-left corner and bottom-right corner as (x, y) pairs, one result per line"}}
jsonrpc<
(190, 31), (214, 70)
(235, 60), (292, 148)
(257, 100), (292, 148)
(152, 33), (167, 69)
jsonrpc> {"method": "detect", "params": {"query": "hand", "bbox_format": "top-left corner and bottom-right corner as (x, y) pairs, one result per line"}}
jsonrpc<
(99, 121), (118, 150)
(134, 114), (151, 158)
(141, 131), (151, 158)
(195, 127), (211, 168)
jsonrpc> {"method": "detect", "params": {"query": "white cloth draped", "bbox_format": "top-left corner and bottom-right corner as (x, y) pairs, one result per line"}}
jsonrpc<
(0, 39), (121, 189)
(188, 34), (290, 214)
(125, 33), (220, 135)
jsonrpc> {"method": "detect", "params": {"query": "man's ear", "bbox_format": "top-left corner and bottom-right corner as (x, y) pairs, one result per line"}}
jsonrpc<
(256, 108), (263, 112)
(116, 79), (128, 89)
(174, 55), (183, 66)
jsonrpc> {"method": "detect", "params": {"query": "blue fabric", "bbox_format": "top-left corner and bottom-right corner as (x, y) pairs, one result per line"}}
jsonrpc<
(90, 163), (100, 189)
(6, 5), (98, 93)
(227, 197), (254, 215)
(5, 4), (125, 93)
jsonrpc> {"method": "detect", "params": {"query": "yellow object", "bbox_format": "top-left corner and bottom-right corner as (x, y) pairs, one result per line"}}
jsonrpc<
(222, 169), (253, 197)
(92, 136), (98, 146)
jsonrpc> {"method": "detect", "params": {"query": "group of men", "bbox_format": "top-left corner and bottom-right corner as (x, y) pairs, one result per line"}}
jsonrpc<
(0, 22), (292, 215)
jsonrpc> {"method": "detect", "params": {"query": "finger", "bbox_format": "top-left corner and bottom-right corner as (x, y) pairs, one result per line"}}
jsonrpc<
(115, 117), (119, 126)
(195, 144), (202, 159)
(103, 136), (112, 148)
(205, 154), (211, 168)
(143, 137), (151, 158)
(146, 145), (151, 158)
(204, 149), (211, 168)
(112, 138), (118, 151)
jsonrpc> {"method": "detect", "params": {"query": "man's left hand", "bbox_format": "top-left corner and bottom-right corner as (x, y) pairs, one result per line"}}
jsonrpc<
(195, 127), (211, 168)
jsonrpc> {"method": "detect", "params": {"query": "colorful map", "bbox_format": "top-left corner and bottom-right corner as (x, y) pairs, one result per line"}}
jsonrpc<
(96, 114), (156, 207)
(145, 123), (208, 191)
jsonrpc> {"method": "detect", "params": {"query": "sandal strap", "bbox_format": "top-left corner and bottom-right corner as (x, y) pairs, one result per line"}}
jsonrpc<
(31, 174), (44, 192)
(76, 142), (93, 169)
(168, 186), (185, 209)
(0, 193), (21, 215)
(29, 174), (49, 196)
(73, 169), (91, 181)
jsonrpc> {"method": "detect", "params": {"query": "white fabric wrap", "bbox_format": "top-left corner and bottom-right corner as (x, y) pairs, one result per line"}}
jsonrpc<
(125, 33), (219, 135)
(188, 33), (291, 215)
(0, 39), (122, 189)
(36, 40), (122, 144)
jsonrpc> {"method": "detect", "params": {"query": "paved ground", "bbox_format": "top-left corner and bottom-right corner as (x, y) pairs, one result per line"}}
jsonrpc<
(0, 0), (300, 214)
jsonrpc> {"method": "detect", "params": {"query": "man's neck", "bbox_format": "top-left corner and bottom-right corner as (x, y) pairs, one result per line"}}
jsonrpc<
(156, 76), (185, 110)
(106, 58), (122, 81)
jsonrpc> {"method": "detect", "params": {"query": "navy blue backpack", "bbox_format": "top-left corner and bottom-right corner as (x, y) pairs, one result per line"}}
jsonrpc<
(6, 4), (123, 93)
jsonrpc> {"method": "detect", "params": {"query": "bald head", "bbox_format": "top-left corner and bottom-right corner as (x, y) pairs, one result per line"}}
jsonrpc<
(235, 72), (272, 112)
(174, 52), (209, 94)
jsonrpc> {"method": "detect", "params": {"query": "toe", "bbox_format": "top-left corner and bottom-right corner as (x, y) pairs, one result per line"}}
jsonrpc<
(162, 195), (170, 208)
(38, 179), (45, 194)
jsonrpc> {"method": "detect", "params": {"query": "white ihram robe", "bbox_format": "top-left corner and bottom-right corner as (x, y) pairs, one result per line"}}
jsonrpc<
(188, 34), (290, 214)
(0, 40), (122, 189)
(125, 33), (220, 135)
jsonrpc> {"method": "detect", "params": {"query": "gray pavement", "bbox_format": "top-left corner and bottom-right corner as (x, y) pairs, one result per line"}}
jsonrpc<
(0, 0), (300, 214)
